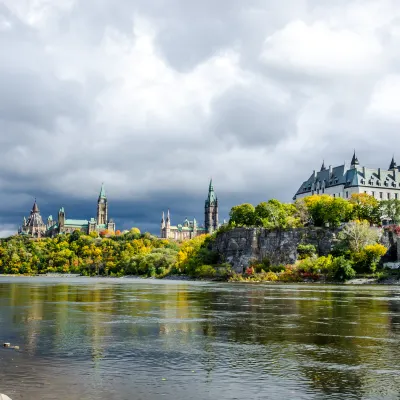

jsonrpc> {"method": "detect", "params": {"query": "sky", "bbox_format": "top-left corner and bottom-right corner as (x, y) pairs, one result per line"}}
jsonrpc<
(1, 0), (400, 236)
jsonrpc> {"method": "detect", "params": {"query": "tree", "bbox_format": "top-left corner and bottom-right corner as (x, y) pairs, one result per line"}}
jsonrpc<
(229, 203), (255, 226)
(380, 199), (400, 224)
(304, 195), (353, 227)
(349, 193), (380, 224)
(254, 200), (300, 229)
(294, 198), (311, 225)
(337, 220), (380, 253)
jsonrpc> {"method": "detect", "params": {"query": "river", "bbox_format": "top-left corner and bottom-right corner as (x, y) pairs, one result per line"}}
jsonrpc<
(0, 277), (399, 399)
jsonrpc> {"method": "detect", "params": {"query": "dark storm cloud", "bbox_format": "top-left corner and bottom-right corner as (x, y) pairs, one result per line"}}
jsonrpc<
(1, 0), (400, 235)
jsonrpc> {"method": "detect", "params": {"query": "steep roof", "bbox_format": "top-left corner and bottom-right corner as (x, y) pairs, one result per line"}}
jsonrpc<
(64, 219), (89, 227)
(295, 162), (400, 198)
(99, 183), (106, 199)
(205, 179), (217, 205)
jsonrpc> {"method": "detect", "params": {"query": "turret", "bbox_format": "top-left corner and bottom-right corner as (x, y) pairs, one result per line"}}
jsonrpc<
(97, 183), (108, 225)
(161, 211), (165, 229)
(165, 209), (171, 238)
(389, 156), (397, 170)
(58, 207), (65, 228)
(351, 150), (359, 168)
(205, 179), (218, 234)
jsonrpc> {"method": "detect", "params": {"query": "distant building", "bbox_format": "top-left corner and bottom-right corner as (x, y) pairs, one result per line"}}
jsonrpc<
(19, 184), (115, 238)
(19, 200), (47, 237)
(160, 180), (219, 240)
(293, 151), (400, 202)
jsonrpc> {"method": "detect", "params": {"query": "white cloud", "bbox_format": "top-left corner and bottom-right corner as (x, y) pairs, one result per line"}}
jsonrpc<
(261, 20), (382, 76)
(2, 0), (400, 233)
(367, 75), (400, 118)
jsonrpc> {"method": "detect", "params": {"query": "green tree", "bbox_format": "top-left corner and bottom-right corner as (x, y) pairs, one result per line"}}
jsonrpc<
(349, 193), (380, 224)
(380, 199), (400, 224)
(229, 203), (256, 226)
(305, 195), (353, 227)
(254, 200), (300, 229)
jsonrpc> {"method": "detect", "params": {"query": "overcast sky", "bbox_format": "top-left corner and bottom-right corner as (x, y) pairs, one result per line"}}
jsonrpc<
(1, 0), (400, 236)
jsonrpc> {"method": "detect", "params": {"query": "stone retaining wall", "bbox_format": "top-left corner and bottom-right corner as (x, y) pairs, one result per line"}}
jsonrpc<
(212, 226), (398, 272)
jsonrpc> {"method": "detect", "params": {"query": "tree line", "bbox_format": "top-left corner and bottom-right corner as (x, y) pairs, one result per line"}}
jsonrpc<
(228, 193), (400, 229)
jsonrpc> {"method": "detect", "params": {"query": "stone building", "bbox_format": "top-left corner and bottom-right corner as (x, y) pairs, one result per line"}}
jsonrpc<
(293, 152), (400, 201)
(19, 184), (116, 237)
(160, 180), (219, 240)
(18, 200), (47, 237)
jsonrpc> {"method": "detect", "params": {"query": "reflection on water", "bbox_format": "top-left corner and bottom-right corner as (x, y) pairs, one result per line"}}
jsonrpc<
(0, 278), (400, 399)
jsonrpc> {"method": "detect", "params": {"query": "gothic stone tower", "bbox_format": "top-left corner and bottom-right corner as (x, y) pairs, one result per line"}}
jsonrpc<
(97, 183), (108, 226)
(205, 179), (218, 234)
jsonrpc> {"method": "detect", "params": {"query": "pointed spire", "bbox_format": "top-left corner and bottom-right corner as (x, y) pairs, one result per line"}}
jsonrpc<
(161, 211), (165, 223)
(32, 199), (39, 213)
(166, 209), (170, 222)
(389, 155), (397, 170)
(207, 179), (217, 204)
(99, 183), (106, 199)
(351, 150), (359, 167)
(320, 160), (326, 171)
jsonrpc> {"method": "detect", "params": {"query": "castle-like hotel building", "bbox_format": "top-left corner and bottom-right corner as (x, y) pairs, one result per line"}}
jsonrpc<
(294, 152), (400, 201)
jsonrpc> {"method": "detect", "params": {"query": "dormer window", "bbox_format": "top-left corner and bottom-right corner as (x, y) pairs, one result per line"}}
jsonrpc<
(392, 182), (397, 188)
(361, 179), (365, 185)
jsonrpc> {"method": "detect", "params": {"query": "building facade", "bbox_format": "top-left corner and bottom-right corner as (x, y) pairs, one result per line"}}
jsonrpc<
(19, 184), (116, 238)
(160, 180), (219, 240)
(18, 200), (48, 237)
(294, 152), (400, 201)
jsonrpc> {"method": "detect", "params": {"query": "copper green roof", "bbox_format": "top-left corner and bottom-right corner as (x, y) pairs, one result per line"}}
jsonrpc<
(206, 179), (217, 205)
(64, 219), (89, 227)
(99, 183), (106, 199)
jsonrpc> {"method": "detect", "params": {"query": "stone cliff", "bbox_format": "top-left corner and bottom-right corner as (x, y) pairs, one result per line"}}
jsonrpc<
(212, 227), (398, 272)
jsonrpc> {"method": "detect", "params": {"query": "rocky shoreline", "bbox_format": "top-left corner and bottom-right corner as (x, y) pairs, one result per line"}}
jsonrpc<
(0, 273), (399, 285)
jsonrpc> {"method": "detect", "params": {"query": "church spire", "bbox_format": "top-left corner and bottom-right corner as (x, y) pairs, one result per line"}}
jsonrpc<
(99, 183), (106, 199)
(389, 155), (397, 170)
(207, 179), (217, 204)
(32, 198), (39, 213)
(320, 160), (326, 171)
(351, 150), (359, 167)
(166, 209), (170, 222)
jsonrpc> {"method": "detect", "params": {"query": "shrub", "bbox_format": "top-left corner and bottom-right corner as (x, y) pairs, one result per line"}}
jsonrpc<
(278, 265), (302, 282)
(215, 263), (233, 279)
(262, 271), (278, 281)
(298, 255), (333, 278)
(245, 266), (255, 276)
(194, 265), (216, 278)
(297, 244), (317, 260)
(330, 256), (356, 281)
(352, 243), (387, 273)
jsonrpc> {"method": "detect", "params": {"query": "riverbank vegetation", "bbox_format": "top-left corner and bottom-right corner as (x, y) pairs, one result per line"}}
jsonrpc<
(227, 193), (398, 282)
(0, 229), (222, 279)
(1, 193), (399, 282)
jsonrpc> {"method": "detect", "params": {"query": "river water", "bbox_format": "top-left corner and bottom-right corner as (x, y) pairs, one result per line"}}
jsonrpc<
(0, 277), (399, 399)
